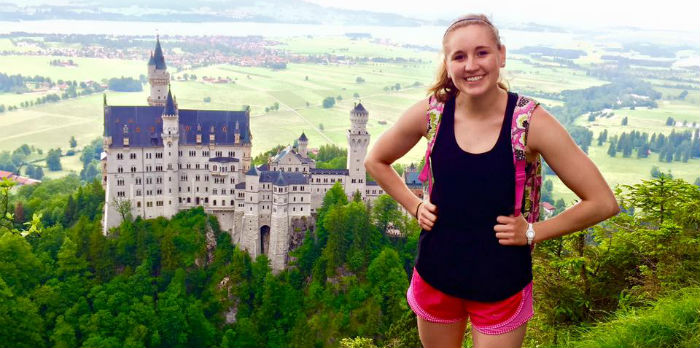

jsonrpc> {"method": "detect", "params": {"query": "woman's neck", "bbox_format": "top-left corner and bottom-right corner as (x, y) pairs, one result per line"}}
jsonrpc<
(454, 87), (508, 120)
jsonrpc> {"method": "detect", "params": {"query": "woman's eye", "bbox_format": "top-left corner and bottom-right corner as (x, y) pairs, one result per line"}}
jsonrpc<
(453, 54), (464, 60)
(477, 51), (488, 56)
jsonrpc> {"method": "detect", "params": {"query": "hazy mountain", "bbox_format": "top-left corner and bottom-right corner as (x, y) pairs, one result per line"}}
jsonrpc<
(0, 0), (427, 26)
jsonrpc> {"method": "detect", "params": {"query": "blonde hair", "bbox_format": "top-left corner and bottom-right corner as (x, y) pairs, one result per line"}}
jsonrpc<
(427, 14), (509, 103)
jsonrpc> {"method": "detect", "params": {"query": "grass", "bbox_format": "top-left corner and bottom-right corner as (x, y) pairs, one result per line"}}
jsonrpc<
(554, 287), (700, 348)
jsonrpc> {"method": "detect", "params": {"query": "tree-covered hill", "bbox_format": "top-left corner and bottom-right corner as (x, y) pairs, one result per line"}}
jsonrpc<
(0, 174), (698, 347)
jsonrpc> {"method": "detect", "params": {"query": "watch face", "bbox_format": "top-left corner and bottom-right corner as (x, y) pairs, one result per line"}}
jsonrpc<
(527, 230), (535, 238)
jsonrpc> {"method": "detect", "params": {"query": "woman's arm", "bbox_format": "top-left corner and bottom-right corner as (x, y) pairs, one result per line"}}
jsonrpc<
(364, 97), (438, 230)
(495, 107), (620, 245)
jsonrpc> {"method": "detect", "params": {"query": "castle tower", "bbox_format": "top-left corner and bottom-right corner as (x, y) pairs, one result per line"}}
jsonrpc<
(161, 87), (180, 218)
(298, 132), (308, 158)
(147, 36), (170, 106)
(242, 166), (261, 257)
(269, 172), (290, 273)
(346, 102), (370, 199)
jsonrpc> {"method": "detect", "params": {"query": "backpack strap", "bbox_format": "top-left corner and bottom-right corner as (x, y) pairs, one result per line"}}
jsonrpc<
(417, 96), (445, 195)
(511, 95), (539, 217)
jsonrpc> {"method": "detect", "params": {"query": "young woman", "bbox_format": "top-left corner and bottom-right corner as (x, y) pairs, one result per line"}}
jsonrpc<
(364, 14), (619, 348)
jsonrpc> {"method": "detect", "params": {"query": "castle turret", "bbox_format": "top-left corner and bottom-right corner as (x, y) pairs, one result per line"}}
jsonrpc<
(346, 102), (370, 199)
(147, 35), (170, 106)
(161, 87), (179, 218)
(270, 172), (290, 273)
(242, 166), (261, 258)
(298, 132), (308, 158)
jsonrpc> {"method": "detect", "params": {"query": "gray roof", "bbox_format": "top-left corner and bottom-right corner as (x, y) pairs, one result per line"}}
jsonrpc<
(299, 132), (308, 141)
(245, 165), (258, 176)
(209, 157), (239, 163)
(164, 88), (176, 115)
(310, 168), (349, 175)
(353, 102), (367, 114)
(274, 172), (287, 186)
(259, 171), (308, 186)
(235, 182), (245, 189)
(258, 163), (270, 171)
(104, 106), (251, 148)
(405, 172), (421, 186)
(153, 36), (167, 70)
(367, 181), (380, 186)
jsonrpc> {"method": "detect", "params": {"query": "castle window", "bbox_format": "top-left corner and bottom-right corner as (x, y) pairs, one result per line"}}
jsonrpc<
(131, 153), (137, 159)
(116, 191), (125, 197)
(137, 202), (141, 208)
(131, 166), (136, 173)
(117, 153), (123, 160)
(213, 200), (217, 206)
(230, 200), (234, 205)
(136, 177), (142, 184)
(117, 179), (124, 186)
(178, 151), (183, 157)
(156, 153), (163, 159)
(118, 166), (124, 173)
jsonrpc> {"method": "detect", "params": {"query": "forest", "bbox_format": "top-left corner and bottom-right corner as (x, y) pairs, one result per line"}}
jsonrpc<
(0, 171), (698, 348)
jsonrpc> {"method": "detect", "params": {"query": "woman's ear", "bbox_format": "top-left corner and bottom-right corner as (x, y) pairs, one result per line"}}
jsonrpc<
(500, 45), (507, 67)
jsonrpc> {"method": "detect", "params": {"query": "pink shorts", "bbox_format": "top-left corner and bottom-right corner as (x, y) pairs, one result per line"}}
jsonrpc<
(406, 268), (533, 335)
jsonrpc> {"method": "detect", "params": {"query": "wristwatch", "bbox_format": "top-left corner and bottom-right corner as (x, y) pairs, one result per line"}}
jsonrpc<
(526, 223), (536, 245)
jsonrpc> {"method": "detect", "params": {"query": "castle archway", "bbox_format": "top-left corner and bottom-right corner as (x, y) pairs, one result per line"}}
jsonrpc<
(260, 225), (270, 255)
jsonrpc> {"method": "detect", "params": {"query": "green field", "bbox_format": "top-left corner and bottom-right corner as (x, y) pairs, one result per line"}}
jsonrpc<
(0, 34), (698, 201)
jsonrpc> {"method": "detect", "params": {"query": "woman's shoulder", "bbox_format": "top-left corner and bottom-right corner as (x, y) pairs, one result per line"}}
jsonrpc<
(391, 96), (433, 139)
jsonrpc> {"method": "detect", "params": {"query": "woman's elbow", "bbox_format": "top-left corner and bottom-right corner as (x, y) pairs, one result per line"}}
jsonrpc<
(602, 196), (620, 219)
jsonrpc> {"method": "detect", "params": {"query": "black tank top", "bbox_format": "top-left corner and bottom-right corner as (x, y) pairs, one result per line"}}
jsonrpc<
(414, 92), (532, 302)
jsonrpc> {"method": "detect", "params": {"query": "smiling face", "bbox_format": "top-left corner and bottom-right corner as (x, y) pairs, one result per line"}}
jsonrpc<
(443, 24), (505, 97)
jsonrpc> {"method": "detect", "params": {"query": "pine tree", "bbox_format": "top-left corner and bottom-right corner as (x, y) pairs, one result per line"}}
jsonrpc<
(607, 141), (617, 157)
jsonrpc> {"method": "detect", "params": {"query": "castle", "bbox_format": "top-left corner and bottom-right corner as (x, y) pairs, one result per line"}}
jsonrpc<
(102, 37), (386, 272)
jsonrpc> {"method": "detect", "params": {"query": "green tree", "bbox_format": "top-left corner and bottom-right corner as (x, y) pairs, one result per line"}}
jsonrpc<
(0, 277), (44, 348)
(69, 136), (77, 149)
(372, 194), (401, 235)
(367, 248), (409, 331)
(322, 96), (336, 108)
(46, 148), (62, 171)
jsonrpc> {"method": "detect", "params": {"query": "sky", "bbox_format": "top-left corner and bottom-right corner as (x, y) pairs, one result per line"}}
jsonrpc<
(305, 0), (700, 33)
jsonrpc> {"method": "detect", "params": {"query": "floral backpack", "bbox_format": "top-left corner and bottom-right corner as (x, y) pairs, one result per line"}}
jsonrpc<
(417, 95), (543, 223)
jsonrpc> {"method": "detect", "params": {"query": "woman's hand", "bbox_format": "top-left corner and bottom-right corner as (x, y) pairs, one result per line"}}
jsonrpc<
(494, 214), (528, 246)
(417, 201), (439, 231)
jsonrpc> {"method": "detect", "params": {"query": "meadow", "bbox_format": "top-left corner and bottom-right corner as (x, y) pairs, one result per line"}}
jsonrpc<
(0, 33), (698, 203)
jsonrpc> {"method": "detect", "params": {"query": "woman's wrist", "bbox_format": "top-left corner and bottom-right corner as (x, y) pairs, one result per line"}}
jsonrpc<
(414, 201), (423, 218)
